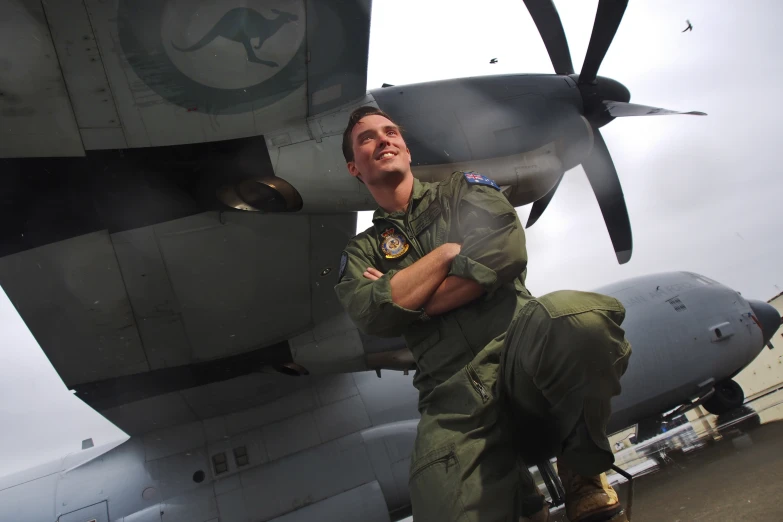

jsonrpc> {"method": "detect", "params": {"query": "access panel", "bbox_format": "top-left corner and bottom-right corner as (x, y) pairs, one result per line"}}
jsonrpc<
(58, 501), (108, 522)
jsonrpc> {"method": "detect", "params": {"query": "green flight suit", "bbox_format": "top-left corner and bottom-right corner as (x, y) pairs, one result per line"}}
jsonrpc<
(334, 171), (631, 521)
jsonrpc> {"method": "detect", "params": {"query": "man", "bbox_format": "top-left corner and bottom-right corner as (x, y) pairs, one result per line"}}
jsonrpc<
(334, 106), (631, 522)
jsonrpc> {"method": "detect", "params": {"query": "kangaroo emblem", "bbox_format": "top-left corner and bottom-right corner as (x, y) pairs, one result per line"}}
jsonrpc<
(171, 7), (298, 67)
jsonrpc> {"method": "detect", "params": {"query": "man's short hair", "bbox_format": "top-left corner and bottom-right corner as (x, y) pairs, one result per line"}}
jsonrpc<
(342, 106), (399, 163)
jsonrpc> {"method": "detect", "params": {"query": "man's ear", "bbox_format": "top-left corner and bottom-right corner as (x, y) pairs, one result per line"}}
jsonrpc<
(347, 161), (361, 180)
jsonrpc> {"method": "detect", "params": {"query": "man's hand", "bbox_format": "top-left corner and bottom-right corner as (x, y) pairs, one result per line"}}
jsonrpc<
(363, 267), (383, 281)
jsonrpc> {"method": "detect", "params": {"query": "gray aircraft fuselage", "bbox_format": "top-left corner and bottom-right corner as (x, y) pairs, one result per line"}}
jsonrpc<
(602, 271), (770, 433)
(1, 271), (776, 522)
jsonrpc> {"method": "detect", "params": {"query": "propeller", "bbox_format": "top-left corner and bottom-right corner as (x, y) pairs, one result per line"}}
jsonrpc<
(604, 101), (707, 117)
(521, 0), (705, 264)
(526, 174), (563, 228)
(582, 129), (632, 263)
(523, 0), (574, 75)
(577, 0), (628, 85)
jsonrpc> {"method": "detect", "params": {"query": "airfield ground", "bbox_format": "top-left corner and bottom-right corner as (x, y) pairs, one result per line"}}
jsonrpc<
(546, 391), (783, 521)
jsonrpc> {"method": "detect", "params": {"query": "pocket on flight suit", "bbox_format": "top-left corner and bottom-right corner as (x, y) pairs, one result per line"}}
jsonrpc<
(409, 443), (465, 521)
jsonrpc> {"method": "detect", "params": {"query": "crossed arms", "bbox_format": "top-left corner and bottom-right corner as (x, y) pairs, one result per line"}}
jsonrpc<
(334, 178), (528, 337)
(362, 243), (485, 317)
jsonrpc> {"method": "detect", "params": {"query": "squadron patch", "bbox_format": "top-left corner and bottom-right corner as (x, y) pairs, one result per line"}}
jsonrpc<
(380, 228), (409, 259)
(463, 171), (500, 191)
(337, 251), (348, 282)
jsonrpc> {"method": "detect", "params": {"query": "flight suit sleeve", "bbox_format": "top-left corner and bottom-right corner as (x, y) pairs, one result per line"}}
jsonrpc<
(334, 240), (423, 337)
(447, 172), (528, 295)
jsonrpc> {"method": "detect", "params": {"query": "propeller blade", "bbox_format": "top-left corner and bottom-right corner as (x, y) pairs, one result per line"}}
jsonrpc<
(582, 127), (632, 264)
(522, 0), (575, 75)
(604, 101), (707, 117)
(579, 0), (629, 85)
(526, 174), (564, 228)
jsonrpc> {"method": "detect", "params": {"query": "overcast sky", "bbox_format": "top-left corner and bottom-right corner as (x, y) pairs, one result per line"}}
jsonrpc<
(358, 0), (783, 301)
(0, 285), (127, 480)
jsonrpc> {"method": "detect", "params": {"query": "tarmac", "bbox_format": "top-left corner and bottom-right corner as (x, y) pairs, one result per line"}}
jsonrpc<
(544, 388), (783, 521)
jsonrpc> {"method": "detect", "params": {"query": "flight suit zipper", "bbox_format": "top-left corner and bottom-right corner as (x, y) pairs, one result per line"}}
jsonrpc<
(466, 364), (490, 403)
(404, 210), (425, 257)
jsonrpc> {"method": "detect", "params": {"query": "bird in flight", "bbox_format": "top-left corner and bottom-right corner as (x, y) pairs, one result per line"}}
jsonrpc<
(489, 58), (498, 64)
(682, 19), (693, 32)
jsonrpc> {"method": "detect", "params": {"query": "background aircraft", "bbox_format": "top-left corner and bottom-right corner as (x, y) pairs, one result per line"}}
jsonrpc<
(1, 270), (778, 521)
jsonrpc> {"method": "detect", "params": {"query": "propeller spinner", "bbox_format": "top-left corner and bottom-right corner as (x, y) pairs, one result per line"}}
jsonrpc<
(522, 0), (706, 264)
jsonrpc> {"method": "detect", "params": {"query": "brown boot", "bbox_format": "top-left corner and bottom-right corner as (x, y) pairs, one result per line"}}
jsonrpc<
(558, 461), (627, 522)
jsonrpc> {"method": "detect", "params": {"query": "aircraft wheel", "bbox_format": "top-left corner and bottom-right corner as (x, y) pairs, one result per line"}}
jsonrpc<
(703, 379), (745, 415)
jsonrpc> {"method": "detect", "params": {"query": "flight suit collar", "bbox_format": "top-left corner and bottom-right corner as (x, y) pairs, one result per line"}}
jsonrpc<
(371, 177), (431, 224)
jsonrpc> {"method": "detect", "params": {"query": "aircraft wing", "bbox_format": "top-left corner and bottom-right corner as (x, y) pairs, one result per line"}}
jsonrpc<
(0, 0), (372, 158)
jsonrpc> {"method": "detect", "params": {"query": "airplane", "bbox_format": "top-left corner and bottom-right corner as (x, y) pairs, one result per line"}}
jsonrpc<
(490, 58), (499, 64)
(1, 0), (707, 264)
(0, 0), (743, 518)
(1, 270), (779, 521)
(683, 19), (693, 32)
(0, 0), (713, 415)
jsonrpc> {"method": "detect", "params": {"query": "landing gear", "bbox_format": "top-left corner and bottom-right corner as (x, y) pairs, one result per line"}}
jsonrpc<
(703, 379), (744, 415)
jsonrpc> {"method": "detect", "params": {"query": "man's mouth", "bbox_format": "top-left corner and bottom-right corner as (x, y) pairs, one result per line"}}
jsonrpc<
(377, 151), (397, 160)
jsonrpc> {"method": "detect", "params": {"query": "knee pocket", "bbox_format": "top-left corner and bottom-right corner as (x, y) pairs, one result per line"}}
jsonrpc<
(537, 291), (627, 346)
(409, 444), (465, 521)
(537, 290), (626, 322)
(531, 291), (631, 373)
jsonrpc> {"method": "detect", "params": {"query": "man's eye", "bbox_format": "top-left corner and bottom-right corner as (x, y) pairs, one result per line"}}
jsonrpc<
(387, 130), (397, 136)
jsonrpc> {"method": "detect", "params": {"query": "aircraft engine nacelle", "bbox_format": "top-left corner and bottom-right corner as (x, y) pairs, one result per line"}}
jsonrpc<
(411, 142), (564, 208)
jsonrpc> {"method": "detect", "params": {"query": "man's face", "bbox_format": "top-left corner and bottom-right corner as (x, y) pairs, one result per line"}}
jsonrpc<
(347, 115), (412, 185)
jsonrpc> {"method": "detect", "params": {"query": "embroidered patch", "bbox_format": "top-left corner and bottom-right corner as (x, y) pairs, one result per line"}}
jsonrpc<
(337, 251), (348, 282)
(380, 228), (409, 259)
(463, 171), (500, 191)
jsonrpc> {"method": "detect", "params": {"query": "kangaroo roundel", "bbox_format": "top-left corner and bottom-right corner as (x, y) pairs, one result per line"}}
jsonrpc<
(119, 0), (306, 114)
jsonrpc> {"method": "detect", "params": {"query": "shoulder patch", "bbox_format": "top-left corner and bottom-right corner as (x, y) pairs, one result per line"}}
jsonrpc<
(337, 251), (348, 283)
(463, 171), (500, 191)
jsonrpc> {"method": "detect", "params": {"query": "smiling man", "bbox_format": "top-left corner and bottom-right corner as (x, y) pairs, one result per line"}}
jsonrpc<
(334, 106), (632, 522)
